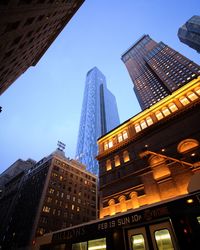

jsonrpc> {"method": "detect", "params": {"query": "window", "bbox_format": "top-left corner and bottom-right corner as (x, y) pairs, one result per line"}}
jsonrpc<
(162, 107), (171, 117)
(131, 234), (146, 250)
(114, 155), (120, 167)
(155, 229), (174, 250)
(123, 130), (128, 139)
(118, 133), (123, 142)
(135, 124), (141, 133)
(104, 142), (108, 150)
(123, 151), (130, 162)
(43, 206), (50, 213)
(168, 103), (178, 112)
(106, 159), (112, 171)
(49, 188), (54, 194)
(140, 120), (147, 129)
(88, 238), (106, 250)
(187, 91), (198, 101)
(155, 111), (164, 120)
(179, 96), (190, 106)
(72, 242), (87, 250)
(194, 87), (200, 95)
(146, 116), (153, 126)
(108, 140), (113, 148)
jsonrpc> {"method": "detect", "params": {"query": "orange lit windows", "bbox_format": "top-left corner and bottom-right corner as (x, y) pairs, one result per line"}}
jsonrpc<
(104, 142), (108, 150)
(187, 91), (198, 101)
(118, 133), (123, 142)
(146, 116), (153, 126)
(114, 155), (120, 167)
(108, 140), (113, 148)
(140, 120), (147, 129)
(162, 107), (171, 117)
(135, 124), (141, 133)
(123, 151), (130, 163)
(194, 87), (200, 95)
(43, 206), (50, 213)
(123, 130), (128, 140)
(155, 111), (164, 120)
(179, 96), (190, 106)
(106, 159), (112, 171)
(168, 103), (178, 112)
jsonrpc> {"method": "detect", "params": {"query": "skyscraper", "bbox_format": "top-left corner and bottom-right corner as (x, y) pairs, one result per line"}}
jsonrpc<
(0, 0), (84, 95)
(76, 67), (120, 175)
(121, 35), (200, 110)
(178, 15), (200, 53)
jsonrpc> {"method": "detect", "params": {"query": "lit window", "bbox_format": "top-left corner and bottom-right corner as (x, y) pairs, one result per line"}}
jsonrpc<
(88, 238), (106, 250)
(123, 130), (128, 139)
(114, 155), (120, 167)
(168, 103), (178, 112)
(72, 204), (75, 210)
(155, 111), (164, 120)
(49, 188), (54, 194)
(187, 91), (198, 101)
(194, 87), (200, 95)
(106, 160), (112, 171)
(155, 229), (174, 250)
(104, 142), (108, 150)
(118, 133), (123, 142)
(123, 151), (130, 162)
(179, 96), (190, 106)
(145, 116), (153, 126)
(140, 120), (147, 129)
(135, 124), (141, 133)
(108, 140), (113, 148)
(162, 107), (171, 116)
(43, 206), (50, 213)
(131, 234), (146, 250)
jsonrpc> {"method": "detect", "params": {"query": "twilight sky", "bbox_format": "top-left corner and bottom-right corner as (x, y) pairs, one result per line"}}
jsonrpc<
(1, 0), (199, 173)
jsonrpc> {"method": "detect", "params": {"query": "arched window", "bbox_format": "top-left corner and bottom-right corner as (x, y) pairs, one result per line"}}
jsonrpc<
(114, 155), (120, 167)
(177, 139), (199, 154)
(187, 91), (198, 101)
(179, 96), (190, 106)
(146, 116), (153, 126)
(123, 151), (130, 162)
(162, 107), (171, 117)
(168, 102), (178, 112)
(155, 110), (164, 120)
(135, 124), (141, 133)
(118, 133), (123, 143)
(106, 159), (112, 171)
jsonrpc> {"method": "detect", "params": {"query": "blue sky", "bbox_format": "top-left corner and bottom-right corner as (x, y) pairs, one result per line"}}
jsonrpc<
(1, 0), (199, 173)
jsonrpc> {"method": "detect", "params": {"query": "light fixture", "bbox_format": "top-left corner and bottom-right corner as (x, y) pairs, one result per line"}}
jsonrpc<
(187, 199), (194, 204)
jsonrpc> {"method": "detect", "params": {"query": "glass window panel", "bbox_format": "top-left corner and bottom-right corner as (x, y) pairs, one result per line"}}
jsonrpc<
(135, 124), (141, 133)
(123, 130), (128, 139)
(168, 103), (178, 112)
(104, 142), (108, 150)
(114, 155), (120, 167)
(123, 151), (130, 162)
(131, 234), (146, 250)
(108, 140), (113, 148)
(194, 87), (200, 95)
(106, 160), (112, 171)
(88, 238), (106, 250)
(140, 120), (147, 129)
(146, 116), (153, 126)
(155, 229), (174, 250)
(118, 133), (123, 142)
(155, 111), (164, 120)
(72, 242), (87, 250)
(162, 107), (171, 117)
(187, 91), (198, 101)
(179, 96), (190, 106)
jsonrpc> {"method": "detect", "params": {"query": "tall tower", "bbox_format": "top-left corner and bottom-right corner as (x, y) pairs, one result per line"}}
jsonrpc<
(121, 35), (200, 110)
(75, 67), (120, 175)
(178, 15), (200, 53)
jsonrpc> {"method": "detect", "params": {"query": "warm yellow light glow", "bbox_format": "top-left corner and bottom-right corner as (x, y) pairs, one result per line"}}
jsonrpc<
(187, 199), (194, 204)
(88, 245), (106, 250)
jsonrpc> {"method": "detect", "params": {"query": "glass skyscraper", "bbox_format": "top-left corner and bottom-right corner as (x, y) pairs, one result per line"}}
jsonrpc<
(121, 34), (200, 110)
(75, 67), (120, 175)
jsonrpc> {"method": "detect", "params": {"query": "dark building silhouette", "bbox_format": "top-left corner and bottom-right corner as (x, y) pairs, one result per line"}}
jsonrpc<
(121, 35), (200, 110)
(97, 78), (200, 218)
(0, 149), (97, 250)
(178, 15), (200, 53)
(0, 0), (84, 95)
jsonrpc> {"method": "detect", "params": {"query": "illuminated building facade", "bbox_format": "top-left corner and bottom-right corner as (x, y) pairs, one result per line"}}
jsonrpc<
(121, 35), (200, 110)
(178, 15), (200, 53)
(0, 149), (97, 249)
(97, 78), (200, 218)
(0, 0), (84, 95)
(76, 67), (120, 175)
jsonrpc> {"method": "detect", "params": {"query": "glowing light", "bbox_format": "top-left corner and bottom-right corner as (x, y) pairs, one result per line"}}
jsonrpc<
(88, 245), (106, 250)
(187, 199), (194, 204)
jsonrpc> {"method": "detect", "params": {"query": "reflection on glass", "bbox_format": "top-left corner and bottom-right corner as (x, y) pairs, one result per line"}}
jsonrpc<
(155, 229), (174, 250)
(72, 242), (87, 250)
(131, 234), (146, 250)
(88, 238), (106, 250)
